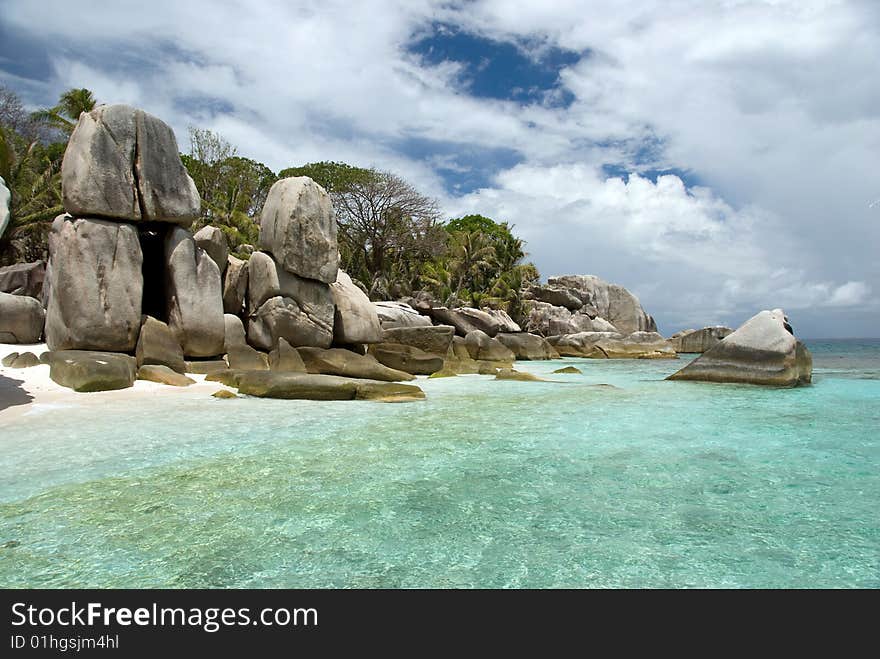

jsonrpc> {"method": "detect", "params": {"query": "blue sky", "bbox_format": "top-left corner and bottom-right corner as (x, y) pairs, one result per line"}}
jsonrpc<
(1, 0), (878, 337)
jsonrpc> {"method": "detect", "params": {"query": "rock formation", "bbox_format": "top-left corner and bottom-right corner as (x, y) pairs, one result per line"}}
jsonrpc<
(495, 332), (559, 360)
(165, 227), (225, 357)
(193, 225), (229, 274)
(524, 275), (655, 336)
(44, 350), (137, 392)
(0, 261), (45, 298)
(330, 270), (383, 345)
(44, 103), (224, 365)
(669, 326), (733, 353)
(667, 309), (812, 386)
(45, 216), (143, 351)
(61, 104), (199, 224)
(246, 251), (335, 350)
(258, 177), (338, 283)
(223, 255), (249, 315)
(0, 175), (9, 239)
(373, 301), (432, 329)
(0, 292), (45, 343)
(550, 331), (676, 359)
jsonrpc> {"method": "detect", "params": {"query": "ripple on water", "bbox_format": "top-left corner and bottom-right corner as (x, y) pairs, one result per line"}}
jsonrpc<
(1, 345), (878, 588)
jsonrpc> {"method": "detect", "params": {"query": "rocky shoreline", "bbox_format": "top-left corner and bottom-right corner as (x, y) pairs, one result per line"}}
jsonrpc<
(0, 103), (813, 410)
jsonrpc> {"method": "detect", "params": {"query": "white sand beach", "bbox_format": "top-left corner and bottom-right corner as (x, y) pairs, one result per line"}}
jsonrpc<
(0, 342), (236, 425)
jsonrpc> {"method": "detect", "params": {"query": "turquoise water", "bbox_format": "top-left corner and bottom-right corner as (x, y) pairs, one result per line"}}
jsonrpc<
(1, 340), (878, 588)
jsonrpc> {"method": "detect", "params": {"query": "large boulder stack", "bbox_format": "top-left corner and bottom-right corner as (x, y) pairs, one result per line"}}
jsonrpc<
(667, 309), (812, 386)
(44, 103), (222, 362)
(258, 176), (338, 283)
(246, 178), (339, 351)
(524, 275), (655, 336)
(61, 104), (199, 224)
(246, 251), (335, 350)
(670, 326), (733, 353)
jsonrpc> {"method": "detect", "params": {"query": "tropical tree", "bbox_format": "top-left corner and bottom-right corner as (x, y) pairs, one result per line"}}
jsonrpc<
(182, 128), (277, 255)
(31, 88), (97, 135)
(0, 124), (63, 264)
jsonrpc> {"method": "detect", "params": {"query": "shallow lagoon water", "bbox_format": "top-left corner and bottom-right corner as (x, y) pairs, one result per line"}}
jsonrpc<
(1, 340), (878, 588)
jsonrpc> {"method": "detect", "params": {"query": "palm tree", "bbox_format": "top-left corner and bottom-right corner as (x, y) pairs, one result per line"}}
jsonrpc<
(447, 230), (497, 303)
(31, 88), (97, 134)
(0, 125), (63, 264)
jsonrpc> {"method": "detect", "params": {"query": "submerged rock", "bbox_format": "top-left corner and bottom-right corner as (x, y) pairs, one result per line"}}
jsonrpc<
(495, 368), (546, 382)
(297, 347), (414, 382)
(667, 309), (812, 386)
(44, 350), (137, 392)
(232, 371), (424, 402)
(553, 366), (583, 374)
(0, 291), (45, 344)
(137, 364), (195, 387)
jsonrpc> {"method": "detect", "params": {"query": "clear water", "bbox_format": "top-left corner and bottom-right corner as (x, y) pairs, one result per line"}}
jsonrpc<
(1, 340), (877, 588)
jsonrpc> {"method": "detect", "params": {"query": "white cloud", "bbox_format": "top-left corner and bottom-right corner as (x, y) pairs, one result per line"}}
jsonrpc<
(1, 0), (877, 335)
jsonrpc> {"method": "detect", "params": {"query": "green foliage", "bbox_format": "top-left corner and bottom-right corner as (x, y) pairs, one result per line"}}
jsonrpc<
(31, 88), (97, 135)
(182, 128), (278, 254)
(0, 123), (64, 264)
(278, 161), (375, 193)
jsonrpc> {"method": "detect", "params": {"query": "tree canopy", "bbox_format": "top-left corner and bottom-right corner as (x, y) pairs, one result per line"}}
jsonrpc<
(0, 85), (540, 324)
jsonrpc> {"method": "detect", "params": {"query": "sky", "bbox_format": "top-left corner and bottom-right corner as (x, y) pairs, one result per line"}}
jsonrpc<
(1, 0), (878, 337)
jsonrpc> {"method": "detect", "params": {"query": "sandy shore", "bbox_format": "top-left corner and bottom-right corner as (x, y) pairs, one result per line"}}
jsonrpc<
(0, 343), (236, 426)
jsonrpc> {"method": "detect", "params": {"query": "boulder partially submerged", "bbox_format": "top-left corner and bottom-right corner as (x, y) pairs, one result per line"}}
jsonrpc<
(667, 309), (812, 386)
(232, 371), (424, 402)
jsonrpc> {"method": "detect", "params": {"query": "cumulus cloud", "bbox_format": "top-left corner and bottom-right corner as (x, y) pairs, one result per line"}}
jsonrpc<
(0, 0), (877, 336)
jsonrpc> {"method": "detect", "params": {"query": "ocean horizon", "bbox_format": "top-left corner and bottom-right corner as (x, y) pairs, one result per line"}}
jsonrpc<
(1, 338), (877, 589)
